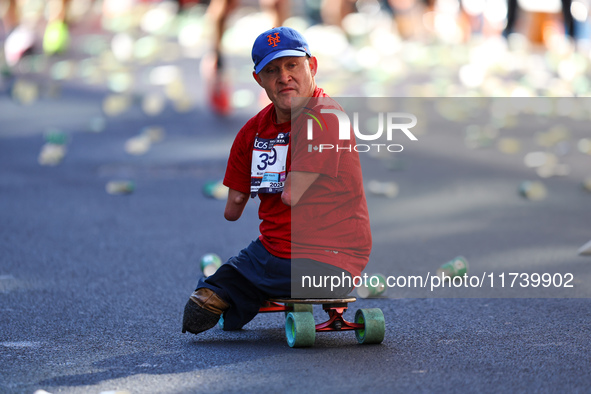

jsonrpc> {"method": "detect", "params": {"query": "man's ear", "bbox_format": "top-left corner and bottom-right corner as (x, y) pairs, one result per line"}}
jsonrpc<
(308, 56), (318, 77)
(253, 71), (262, 87)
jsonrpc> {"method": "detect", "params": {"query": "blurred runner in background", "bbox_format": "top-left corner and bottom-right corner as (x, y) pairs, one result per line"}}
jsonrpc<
(203, 0), (290, 115)
(503, 0), (576, 43)
(2, 0), (71, 67)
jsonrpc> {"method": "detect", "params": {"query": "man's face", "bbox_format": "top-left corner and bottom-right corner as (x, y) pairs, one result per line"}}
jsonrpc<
(253, 56), (318, 122)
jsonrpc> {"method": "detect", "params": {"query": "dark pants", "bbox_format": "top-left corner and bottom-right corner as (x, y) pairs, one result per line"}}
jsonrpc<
(196, 239), (353, 330)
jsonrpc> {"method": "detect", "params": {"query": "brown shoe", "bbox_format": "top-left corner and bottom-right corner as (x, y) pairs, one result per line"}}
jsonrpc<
(182, 288), (229, 335)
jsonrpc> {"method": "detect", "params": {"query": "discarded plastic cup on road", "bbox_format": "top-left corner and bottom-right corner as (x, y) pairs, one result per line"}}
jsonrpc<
(497, 138), (521, 154)
(536, 163), (570, 178)
(142, 93), (165, 116)
(578, 139), (591, 155)
(367, 180), (399, 198)
(202, 180), (229, 200)
(200, 253), (222, 277)
(38, 143), (66, 166)
(357, 273), (386, 298)
(519, 180), (548, 201)
(103, 94), (132, 117)
(106, 180), (135, 195)
(141, 126), (165, 143)
(125, 134), (151, 155)
(578, 240), (591, 256)
(11, 79), (39, 105)
(437, 256), (469, 279)
(536, 126), (569, 148)
(44, 129), (68, 145)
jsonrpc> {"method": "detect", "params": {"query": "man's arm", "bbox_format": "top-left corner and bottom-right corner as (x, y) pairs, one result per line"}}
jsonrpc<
(224, 188), (249, 221)
(281, 171), (320, 207)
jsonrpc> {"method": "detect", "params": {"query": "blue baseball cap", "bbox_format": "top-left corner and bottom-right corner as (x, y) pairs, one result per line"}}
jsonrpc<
(252, 27), (312, 74)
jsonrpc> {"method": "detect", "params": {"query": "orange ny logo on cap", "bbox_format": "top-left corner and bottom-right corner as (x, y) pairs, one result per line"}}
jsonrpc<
(267, 32), (280, 47)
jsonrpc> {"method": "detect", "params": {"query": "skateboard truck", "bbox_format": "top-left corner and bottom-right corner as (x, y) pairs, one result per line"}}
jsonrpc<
(316, 303), (363, 332)
(258, 300), (290, 313)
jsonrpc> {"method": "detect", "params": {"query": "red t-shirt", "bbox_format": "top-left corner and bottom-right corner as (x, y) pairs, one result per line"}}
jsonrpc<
(223, 87), (372, 277)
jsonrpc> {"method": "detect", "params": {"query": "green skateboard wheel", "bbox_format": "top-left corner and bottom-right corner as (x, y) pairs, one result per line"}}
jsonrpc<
(355, 308), (385, 345)
(437, 256), (469, 279)
(285, 312), (315, 348)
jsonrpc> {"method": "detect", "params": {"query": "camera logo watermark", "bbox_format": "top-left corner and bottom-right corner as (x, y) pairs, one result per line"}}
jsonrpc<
(306, 109), (418, 153)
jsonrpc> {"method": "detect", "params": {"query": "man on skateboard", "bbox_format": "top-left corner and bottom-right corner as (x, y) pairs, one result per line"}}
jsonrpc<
(182, 27), (372, 335)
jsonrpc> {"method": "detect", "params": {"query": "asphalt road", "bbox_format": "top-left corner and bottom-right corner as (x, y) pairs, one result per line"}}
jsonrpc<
(2, 7), (591, 394)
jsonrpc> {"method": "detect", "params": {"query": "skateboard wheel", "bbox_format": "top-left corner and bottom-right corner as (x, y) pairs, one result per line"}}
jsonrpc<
(284, 303), (313, 317)
(217, 313), (243, 331)
(285, 312), (315, 348)
(355, 308), (385, 345)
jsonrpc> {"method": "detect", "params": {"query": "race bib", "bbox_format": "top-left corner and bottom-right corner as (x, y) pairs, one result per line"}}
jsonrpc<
(251, 132), (289, 197)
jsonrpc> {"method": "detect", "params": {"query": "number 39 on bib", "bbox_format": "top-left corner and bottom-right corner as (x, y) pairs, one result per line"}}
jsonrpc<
(250, 132), (289, 197)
